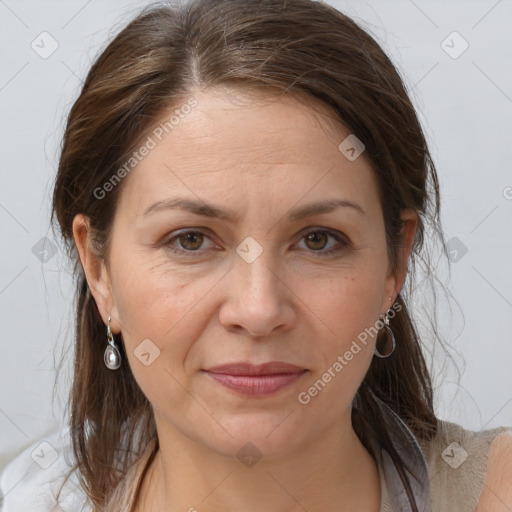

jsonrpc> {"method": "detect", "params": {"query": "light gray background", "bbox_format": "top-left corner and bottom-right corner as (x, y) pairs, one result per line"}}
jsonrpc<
(1, 0), (511, 482)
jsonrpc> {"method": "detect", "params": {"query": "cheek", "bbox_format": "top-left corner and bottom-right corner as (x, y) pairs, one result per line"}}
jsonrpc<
(111, 256), (221, 377)
(111, 266), (204, 413)
(305, 264), (387, 342)
(112, 247), (210, 325)
(293, 272), (384, 419)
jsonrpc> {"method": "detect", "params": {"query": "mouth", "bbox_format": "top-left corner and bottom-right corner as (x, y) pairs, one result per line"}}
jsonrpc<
(202, 362), (308, 397)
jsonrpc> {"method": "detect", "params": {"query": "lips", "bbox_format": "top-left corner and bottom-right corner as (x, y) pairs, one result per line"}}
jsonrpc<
(203, 362), (307, 396)
(204, 361), (306, 376)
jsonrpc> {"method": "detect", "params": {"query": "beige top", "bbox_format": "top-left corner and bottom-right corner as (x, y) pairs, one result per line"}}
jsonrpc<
(375, 419), (512, 511)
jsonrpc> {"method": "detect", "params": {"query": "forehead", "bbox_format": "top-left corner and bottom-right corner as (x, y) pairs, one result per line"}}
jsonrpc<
(115, 86), (378, 221)
(164, 87), (351, 156)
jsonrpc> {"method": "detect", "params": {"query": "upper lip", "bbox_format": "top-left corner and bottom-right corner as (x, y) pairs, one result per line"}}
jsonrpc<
(204, 362), (306, 375)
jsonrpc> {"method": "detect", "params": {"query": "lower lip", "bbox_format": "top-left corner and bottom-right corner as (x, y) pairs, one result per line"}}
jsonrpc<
(204, 371), (307, 396)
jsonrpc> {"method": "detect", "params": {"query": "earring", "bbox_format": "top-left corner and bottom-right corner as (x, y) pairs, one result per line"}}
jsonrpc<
(374, 308), (396, 358)
(104, 316), (121, 370)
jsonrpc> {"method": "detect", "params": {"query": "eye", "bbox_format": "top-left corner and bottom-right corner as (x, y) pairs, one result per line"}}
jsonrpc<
(296, 229), (350, 257)
(164, 230), (218, 254)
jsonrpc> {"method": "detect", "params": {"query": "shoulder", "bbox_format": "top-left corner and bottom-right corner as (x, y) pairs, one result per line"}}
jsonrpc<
(419, 417), (511, 462)
(0, 427), (92, 512)
(476, 429), (512, 511)
(417, 419), (512, 511)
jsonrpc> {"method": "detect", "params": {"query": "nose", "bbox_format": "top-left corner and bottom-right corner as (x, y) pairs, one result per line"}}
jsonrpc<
(218, 253), (296, 338)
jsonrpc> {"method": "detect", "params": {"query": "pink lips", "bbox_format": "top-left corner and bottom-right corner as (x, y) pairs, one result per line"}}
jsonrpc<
(203, 362), (307, 396)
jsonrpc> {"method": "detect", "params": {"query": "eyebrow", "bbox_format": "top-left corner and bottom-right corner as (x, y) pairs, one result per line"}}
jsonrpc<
(142, 197), (365, 221)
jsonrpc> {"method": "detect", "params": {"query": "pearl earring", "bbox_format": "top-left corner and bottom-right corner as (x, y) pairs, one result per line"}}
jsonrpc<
(104, 316), (121, 370)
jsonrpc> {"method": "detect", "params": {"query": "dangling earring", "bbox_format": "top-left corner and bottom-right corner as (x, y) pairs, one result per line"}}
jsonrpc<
(374, 308), (396, 358)
(104, 316), (121, 370)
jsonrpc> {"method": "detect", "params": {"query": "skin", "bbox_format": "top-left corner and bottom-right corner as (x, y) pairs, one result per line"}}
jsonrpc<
(475, 431), (512, 511)
(73, 86), (419, 511)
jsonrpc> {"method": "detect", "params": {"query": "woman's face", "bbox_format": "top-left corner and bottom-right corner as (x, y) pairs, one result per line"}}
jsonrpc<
(76, 87), (412, 461)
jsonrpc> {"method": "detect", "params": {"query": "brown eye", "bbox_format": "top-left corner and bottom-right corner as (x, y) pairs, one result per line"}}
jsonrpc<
(296, 229), (350, 257)
(177, 232), (204, 250)
(163, 229), (221, 256)
(304, 231), (329, 251)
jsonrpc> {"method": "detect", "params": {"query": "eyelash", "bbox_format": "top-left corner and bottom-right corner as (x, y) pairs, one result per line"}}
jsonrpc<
(163, 228), (350, 258)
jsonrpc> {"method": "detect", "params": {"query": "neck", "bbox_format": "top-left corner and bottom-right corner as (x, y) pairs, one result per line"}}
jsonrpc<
(136, 410), (381, 512)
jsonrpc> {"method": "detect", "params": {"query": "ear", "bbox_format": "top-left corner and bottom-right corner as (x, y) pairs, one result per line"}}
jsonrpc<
(383, 209), (418, 307)
(72, 213), (121, 333)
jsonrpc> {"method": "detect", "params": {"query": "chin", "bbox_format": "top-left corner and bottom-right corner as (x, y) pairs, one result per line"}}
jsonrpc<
(204, 414), (307, 462)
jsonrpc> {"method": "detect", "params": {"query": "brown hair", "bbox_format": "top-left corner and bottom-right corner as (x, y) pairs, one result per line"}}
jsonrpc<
(51, 0), (449, 510)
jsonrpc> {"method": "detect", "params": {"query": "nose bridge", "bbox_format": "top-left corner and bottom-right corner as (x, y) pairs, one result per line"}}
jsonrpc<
(234, 242), (281, 305)
(222, 240), (291, 336)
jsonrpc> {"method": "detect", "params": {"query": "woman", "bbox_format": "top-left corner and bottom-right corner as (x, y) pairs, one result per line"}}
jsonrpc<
(1, 0), (510, 510)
